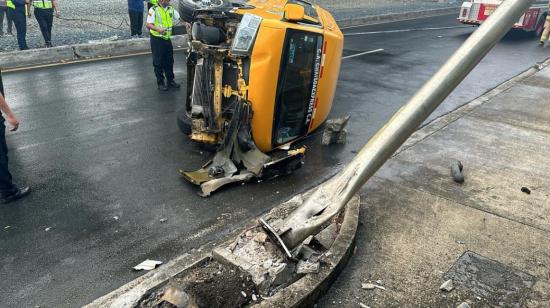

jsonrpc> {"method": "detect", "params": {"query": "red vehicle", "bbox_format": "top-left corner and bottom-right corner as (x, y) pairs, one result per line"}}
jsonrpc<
(458, 0), (549, 36)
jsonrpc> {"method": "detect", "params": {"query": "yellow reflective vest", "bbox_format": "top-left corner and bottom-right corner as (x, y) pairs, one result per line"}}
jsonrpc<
(6, 0), (14, 9)
(32, 0), (53, 9)
(150, 5), (175, 40)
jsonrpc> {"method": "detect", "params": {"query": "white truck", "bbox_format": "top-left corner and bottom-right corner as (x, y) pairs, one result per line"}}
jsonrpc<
(458, 0), (549, 36)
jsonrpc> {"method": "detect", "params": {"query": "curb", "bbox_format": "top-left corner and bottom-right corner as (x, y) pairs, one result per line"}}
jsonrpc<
(336, 6), (460, 29)
(0, 35), (188, 71)
(85, 192), (360, 308)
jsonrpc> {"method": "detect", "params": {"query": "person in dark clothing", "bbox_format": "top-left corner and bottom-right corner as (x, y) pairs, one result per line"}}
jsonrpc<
(0, 0), (14, 36)
(32, 0), (60, 47)
(0, 70), (30, 204)
(7, 0), (29, 50)
(128, 0), (145, 37)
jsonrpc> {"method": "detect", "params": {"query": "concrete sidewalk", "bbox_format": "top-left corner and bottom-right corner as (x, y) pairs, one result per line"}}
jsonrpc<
(318, 62), (550, 307)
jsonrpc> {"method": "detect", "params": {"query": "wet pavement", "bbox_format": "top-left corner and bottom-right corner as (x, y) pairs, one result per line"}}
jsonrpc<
(0, 14), (548, 307)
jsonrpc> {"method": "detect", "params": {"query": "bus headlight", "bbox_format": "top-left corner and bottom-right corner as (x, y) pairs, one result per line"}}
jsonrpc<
(231, 13), (262, 56)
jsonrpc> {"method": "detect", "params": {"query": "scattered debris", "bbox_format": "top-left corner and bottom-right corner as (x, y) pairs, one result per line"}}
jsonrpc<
(252, 294), (258, 301)
(159, 218), (168, 223)
(44, 227), (52, 232)
(241, 291), (247, 298)
(375, 279), (383, 285)
(160, 285), (196, 307)
(113, 216), (119, 221)
(362, 282), (385, 290)
(456, 240), (465, 245)
(133, 259), (163, 271)
(521, 187), (531, 194)
(296, 260), (320, 274)
(440, 279), (454, 292)
(457, 302), (471, 308)
(450, 160), (464, 183)
(313, 223), (339, 250)
(253, 232), (268, 243)
(362, 283), (376, 290)
(322, 115), (351, 145)
(4, 225), (10, 230)
(359, 303), (370, 308)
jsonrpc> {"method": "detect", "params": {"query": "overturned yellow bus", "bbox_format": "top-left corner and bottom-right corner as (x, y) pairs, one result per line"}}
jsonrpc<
(177, 0), (344, 196)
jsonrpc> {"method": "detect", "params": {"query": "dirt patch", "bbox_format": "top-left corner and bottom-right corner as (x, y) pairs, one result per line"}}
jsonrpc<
(139, 259), (258, 308)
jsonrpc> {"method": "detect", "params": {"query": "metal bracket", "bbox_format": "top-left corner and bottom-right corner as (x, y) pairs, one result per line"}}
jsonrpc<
(259, 218), (293, 260)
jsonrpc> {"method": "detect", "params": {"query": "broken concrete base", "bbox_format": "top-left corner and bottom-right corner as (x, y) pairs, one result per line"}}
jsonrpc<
(85, 191), (360, 308)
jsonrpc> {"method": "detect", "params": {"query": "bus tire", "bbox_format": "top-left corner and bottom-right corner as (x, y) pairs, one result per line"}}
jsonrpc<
(177, 107), (192, 135)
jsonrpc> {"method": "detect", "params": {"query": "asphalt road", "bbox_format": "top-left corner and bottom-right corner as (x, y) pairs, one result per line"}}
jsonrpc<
(0, 14), (548, 307)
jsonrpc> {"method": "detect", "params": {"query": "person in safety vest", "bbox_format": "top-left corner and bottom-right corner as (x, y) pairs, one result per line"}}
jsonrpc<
(6, 0), (29, 50)
(0, 0), (14, 36)
(147, 0), (157, 11)
(0, 70), (30, 204)
(31, 0), (60, 47)
(146, 0), (181, 91)
(540, 1), (550, 46)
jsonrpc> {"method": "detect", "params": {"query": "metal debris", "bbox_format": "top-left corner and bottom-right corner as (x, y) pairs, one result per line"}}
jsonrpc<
(440, 279), (454, 292)
(451, 160), (464, 183)
(113, 216), (119, 221)
(322, 115), (351, 145)
(457, 302), (471, 308)
(160, 218), (168, 223)
(44, 227), (52, 232)
(252, 294), (258, 301)
(241, 291), (247, 298)
(133, 259), (163, 271)
(359, 303), (370, 308)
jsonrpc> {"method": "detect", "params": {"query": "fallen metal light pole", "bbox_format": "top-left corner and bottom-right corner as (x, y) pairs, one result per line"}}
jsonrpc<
(268, 0), (536, 250)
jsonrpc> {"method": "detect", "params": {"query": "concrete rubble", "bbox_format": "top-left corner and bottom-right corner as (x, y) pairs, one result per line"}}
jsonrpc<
(439, 279), (454, 292)
(322, 115), (351, 145)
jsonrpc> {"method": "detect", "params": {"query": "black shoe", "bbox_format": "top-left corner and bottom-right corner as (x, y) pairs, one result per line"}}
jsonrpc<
(167, 80), (181, 89)
(1, 186), (30, 204)
(539, 41), (545, 47)
(158, 82), (169, 91)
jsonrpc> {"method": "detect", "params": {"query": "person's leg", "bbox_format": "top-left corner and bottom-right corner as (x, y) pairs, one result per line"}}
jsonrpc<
(541, 21), (550, 44)
(5, 6), (12, 34)
(12, 7), (27, 50)
(44, 8), (54, 46)
(165, 40), (178, 87)
(150, 37), (166, 87)
(128, 10), (136, 36)
(0, 8), (6, 35)
(35, 9), (49, 46)
(136, 11), (143, 36)
(0, 121), (17, 197)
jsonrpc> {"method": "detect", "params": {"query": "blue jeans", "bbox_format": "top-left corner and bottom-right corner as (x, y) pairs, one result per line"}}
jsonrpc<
(8, 6), (28, 50)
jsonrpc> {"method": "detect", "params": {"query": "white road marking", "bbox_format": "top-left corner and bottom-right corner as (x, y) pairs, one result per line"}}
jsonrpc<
(343, 48), (385, 60)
